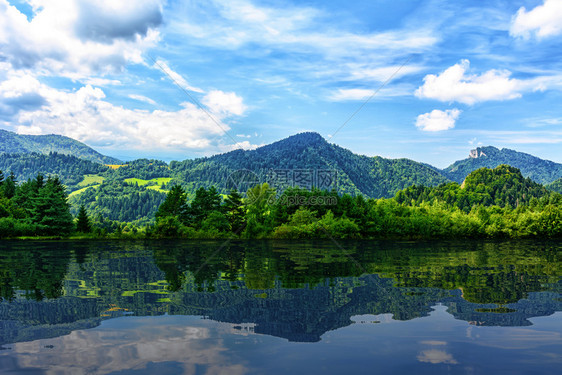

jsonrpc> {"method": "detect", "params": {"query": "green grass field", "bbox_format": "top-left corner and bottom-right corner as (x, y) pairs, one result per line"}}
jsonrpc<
(78, 174), (105, 187)
(69, 184), (101, 197)
(124, 177), (172, 186)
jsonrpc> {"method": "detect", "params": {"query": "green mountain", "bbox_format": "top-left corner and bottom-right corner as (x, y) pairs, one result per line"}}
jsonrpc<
(169, 132), (449, 198)
(396, 164), (553, 211)
(546, 178), (562, 194)
(0, 152), (108, 187)
(442, 146), (562, 185)
(0, 129), (121, 165)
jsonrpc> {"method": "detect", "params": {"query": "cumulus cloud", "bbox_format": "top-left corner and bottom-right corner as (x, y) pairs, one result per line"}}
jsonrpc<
(0, 0), (163, 76)
(0, 71), (250, 152)
(202, 90), (247, 116)
(510, 0), (562, 39)
(416, 60), (522, 105)
(416, 109), (461, 132)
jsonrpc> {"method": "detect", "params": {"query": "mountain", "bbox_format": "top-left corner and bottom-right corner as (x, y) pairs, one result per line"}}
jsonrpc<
(0, 129), (121, 165)
(442, 146), (562, 185)
(546, 178), (562, 194)
(169, 132), (449, 199)
(396, 165), (552, 210)
(0, 152), (108, 187)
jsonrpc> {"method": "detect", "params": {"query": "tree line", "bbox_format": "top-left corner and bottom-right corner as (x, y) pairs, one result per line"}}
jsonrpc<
(0, 171), (93, 238)
(2, 165), (562, 239)
(152, 165), (562, 239)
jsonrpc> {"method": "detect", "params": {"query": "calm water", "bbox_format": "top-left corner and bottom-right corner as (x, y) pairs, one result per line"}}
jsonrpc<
(0, 240), (560, 374)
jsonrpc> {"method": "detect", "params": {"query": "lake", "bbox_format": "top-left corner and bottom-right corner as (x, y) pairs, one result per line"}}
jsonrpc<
(0, 240), (560, 374)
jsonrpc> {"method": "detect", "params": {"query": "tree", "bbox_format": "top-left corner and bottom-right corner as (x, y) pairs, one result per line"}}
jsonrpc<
(187, 186), (222, 227)
(32, 176), (74, 236)
(76, 205), (91, 233)
(155, 185), (188, 222)
(223, 189), (245, 233)
(2, 172), (16, 199)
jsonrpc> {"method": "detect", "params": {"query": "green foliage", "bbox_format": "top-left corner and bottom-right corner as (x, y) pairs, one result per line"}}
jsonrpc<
(0, 152), (109, 190)
(442, 146), (562, 184)
(396, 165), (552, 211)
(69, 180), (166, 225)
(76, 205), (91, 233)
(169, 132), (448, 199)
(0, 174), (74, 237)
(0, 129), (121, 164)
(155, 185), (188, 222)
(223, 189), (246, 232)
(546, 178), (562, 194)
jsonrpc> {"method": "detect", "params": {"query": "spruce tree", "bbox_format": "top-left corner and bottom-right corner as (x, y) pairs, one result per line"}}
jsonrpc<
(32, 176), (74, 236)
(76, 205), (91, 233)
(223, 189), (245, 232)
(155, 185), (188, 222)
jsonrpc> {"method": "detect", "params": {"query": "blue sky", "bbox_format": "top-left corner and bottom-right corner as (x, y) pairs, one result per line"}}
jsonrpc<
(1, 0), (562, 167)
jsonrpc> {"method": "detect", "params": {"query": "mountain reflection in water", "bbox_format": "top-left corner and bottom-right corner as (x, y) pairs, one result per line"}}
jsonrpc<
(0, 240), (560, 345)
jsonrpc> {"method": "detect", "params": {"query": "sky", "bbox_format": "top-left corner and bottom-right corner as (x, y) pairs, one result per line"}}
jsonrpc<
(1, 0), (562, 167)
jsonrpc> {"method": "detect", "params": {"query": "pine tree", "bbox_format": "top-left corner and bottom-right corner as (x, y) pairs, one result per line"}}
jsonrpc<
(223, 189), (245, 232)
(76, 205), (91, 233)
(32, 176), (74, 236)
(155, 185), (188, 222)
(187, 186), (222, 227)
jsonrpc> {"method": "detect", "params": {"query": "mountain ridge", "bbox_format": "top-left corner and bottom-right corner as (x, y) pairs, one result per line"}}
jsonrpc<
(0, 129), (121, 165)
(3, 129), (562, 194)
(442, 145), (562, 185)
(169, 131), (449, 198)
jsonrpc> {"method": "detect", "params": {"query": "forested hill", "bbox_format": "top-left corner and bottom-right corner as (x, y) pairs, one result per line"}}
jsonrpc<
(546, 178), (562, 194)
(396, 165), (553, 211)
(0, 152), (109, 188)
(0, 129), (121, 165)
(170, 132), (449, 198)
(442, 146), (562, 185)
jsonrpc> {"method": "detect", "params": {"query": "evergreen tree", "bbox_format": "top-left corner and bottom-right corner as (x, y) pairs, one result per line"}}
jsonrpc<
(2, 172), (16, 199)
(187, 186), (222, 227)
(76, 205), (91, 233)
(223, 189), (245, 232)
(32, 176), (74, 236)
(155, 185), (188, 222)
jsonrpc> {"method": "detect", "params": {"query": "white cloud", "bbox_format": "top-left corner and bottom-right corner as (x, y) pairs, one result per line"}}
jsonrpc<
(417, 349), (458, 364)
(416, 109), (461, 132)
(347, 64), (425, 82)
(329, 89), (374, 102)
(202, 90), (247, 116)
(169, 0), (436, 83)
(153, 59), (204, 93)
(416, 60), (522, 104)
(128, 94), (156, 105)
(510, 0), (562, 39)
(83, 78), (122, 87)
(0, 71), (251, 152)
(0, 0), (163, 77)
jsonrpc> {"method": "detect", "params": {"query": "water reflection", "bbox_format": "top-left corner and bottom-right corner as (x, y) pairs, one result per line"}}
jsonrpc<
(0, 240), (560, 346)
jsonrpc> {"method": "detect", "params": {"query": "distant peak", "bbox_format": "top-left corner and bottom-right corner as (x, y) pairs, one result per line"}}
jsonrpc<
(468, 146), (499, 158)
(286, 132), (325, 142)
(265, 132), (328, 149)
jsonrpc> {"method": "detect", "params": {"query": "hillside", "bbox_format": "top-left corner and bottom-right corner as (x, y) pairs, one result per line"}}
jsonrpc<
(442, 146), (562, 185)
(0, 129), (121, 165)
(396, 165), (553, 211)
(546, 178), (562, 194)
(169, 132), (449, 198)
(0, 152), (109, 189)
